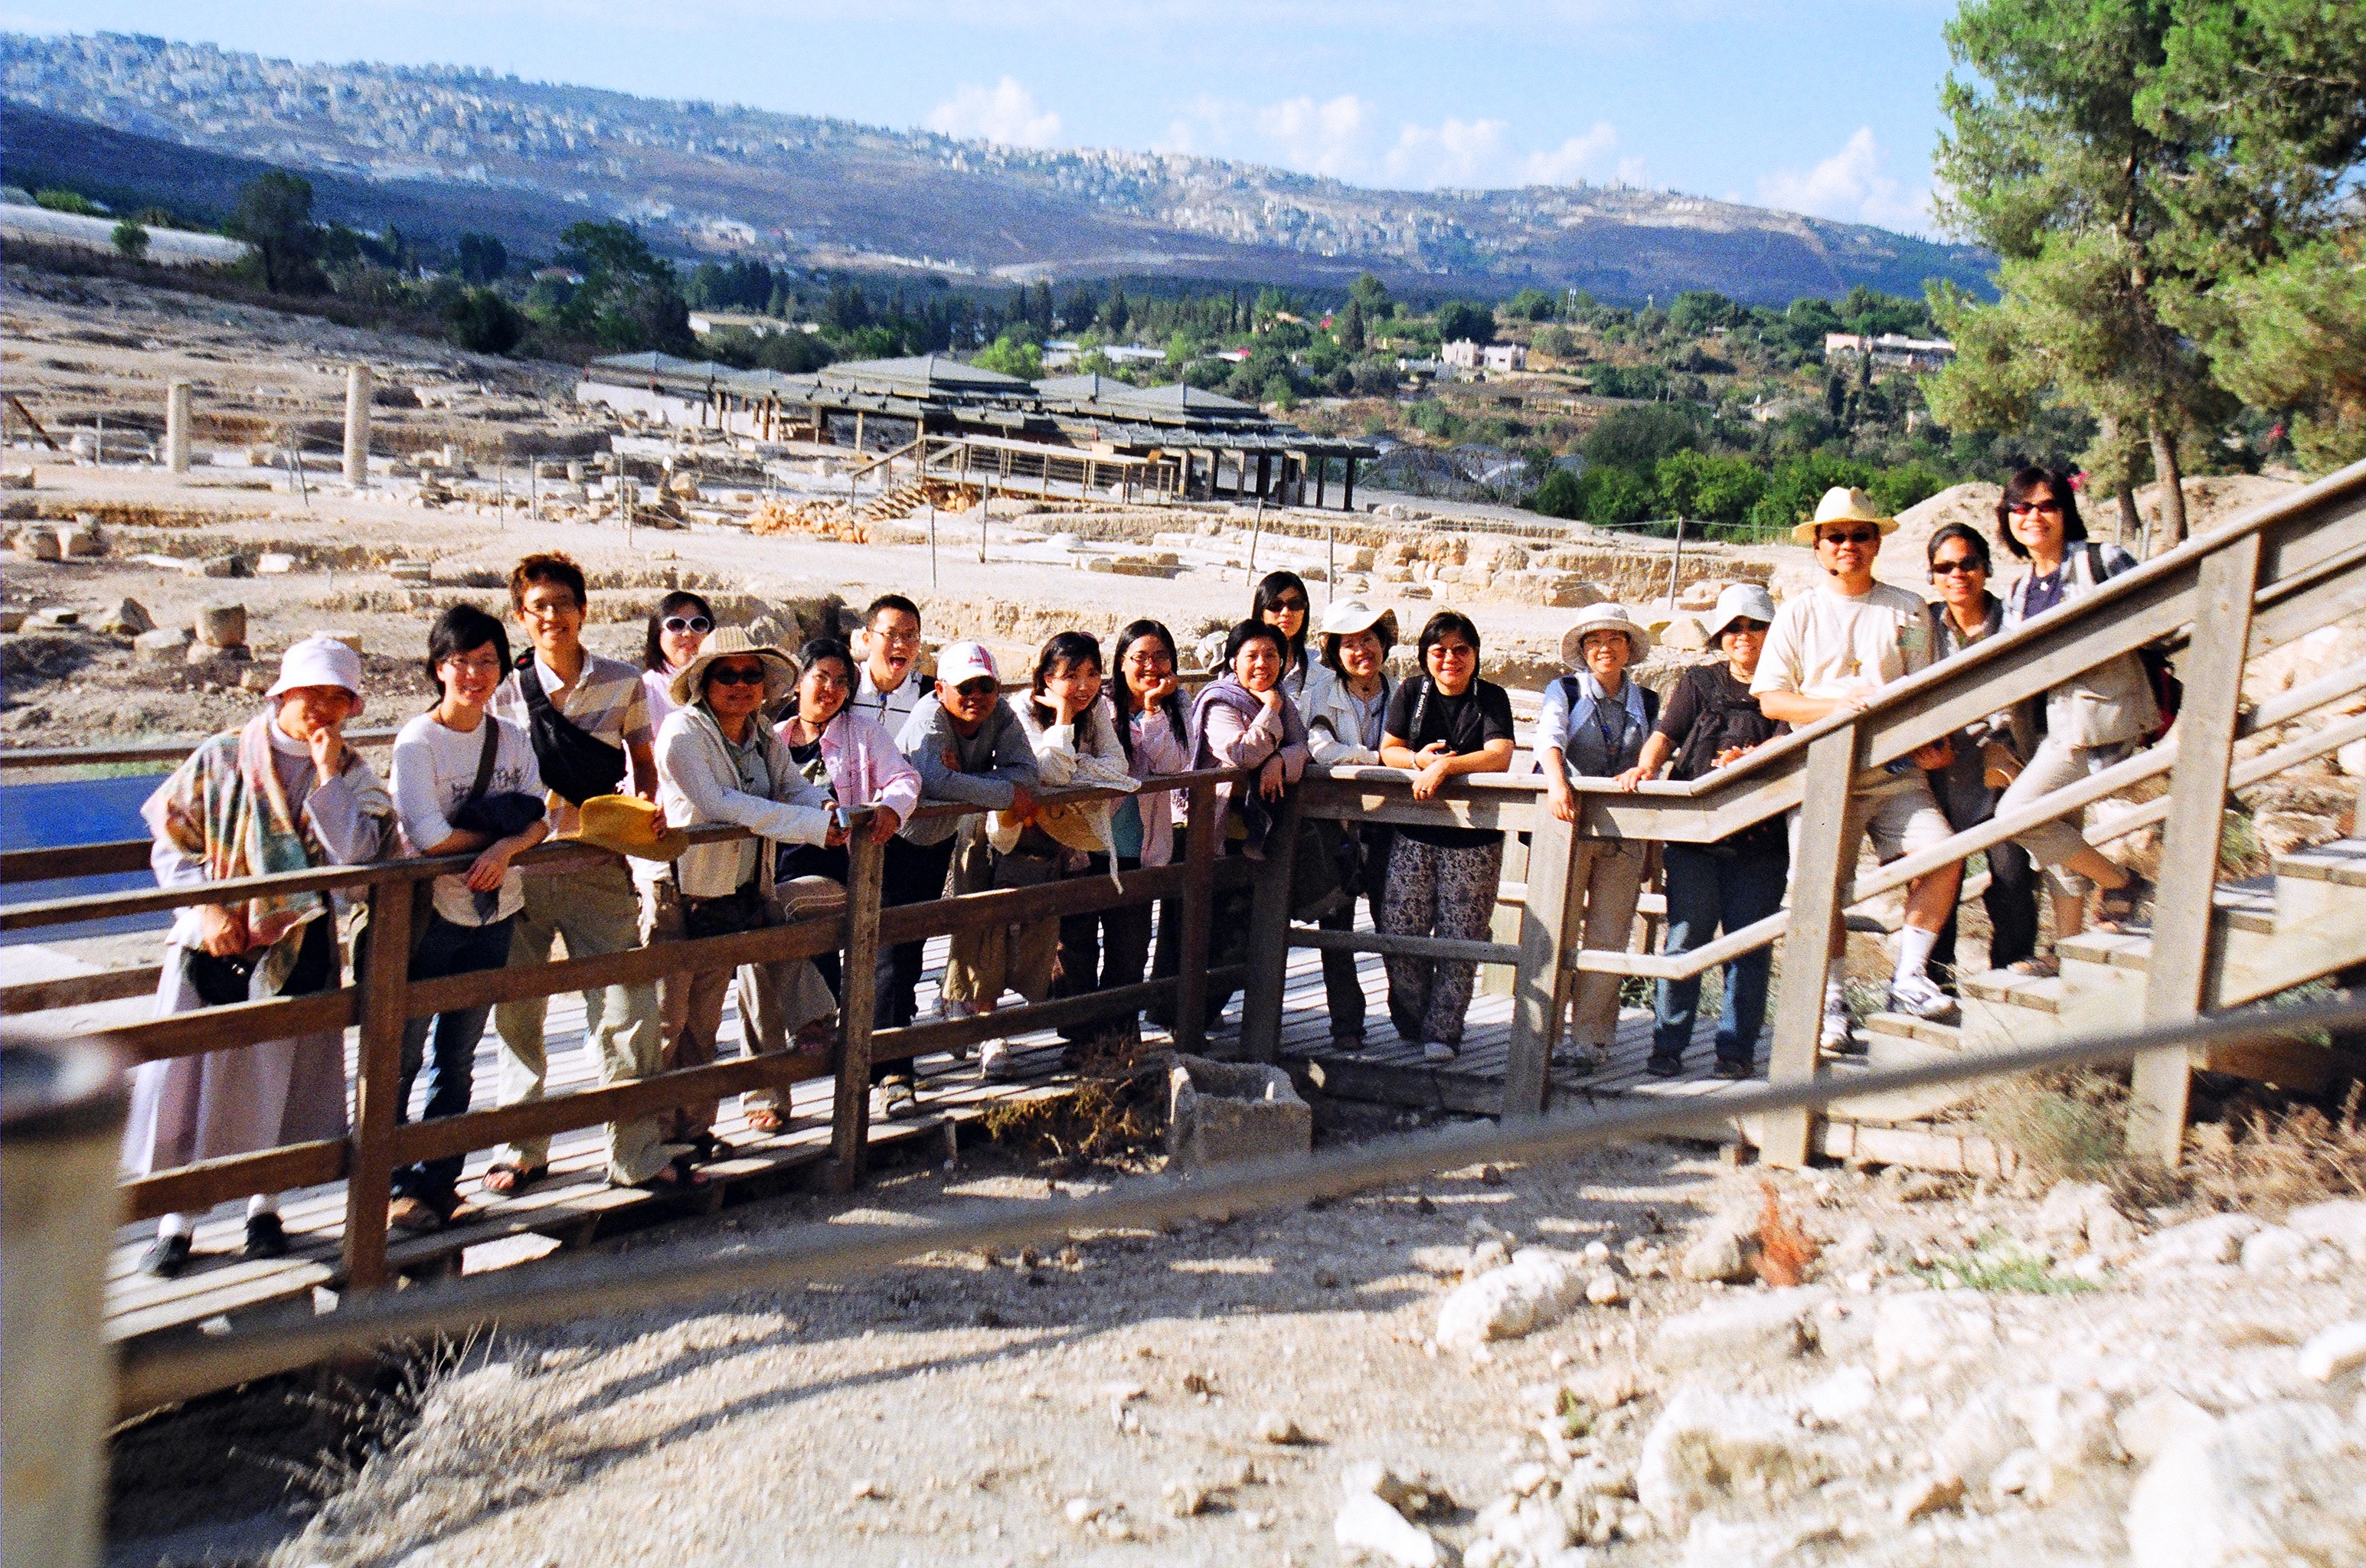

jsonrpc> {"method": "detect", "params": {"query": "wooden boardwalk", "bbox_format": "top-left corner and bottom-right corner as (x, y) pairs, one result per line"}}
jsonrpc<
(100, 912), (1758, 1358)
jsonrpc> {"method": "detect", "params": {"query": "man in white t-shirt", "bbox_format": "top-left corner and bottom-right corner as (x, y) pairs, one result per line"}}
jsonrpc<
(851, 593), (935, 733)
(1753, 488), (1965, 1049)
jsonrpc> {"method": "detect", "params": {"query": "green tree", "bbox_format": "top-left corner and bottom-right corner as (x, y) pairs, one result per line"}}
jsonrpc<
(1931, 0), (2227, 550)
(1349, 272), (1391, 319)
(1578, 466), (1654, 527)
(33, 187), (103, 216)
(1434, 299), (1495, 346)
(1338, 297), (1366, 354)
(225, 171), (322, 294)
(110, 219), (149, 261)
(446, 288), (525, 355)
(1506, 287), (1560, 322)
(973, 333), (1044, 380)
(1581, 404), (1700, 474)
(1668, 290), (1744, 336)
(453, 232), (508, 286)
(1531, 467), (1583, 518)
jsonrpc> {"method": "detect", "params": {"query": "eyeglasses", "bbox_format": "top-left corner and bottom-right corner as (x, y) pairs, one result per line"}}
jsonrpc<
(662, 615), (712, 635)
(1930, 558), (1985, 577)
(705, 665), (768, 687)
(1123, 650), (1174, 668)
(2007, 500), (2064, 516)
(1818, 528), (1879, 547)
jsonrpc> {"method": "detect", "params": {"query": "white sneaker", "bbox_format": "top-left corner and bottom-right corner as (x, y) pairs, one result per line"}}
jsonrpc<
(1819, 1010), (1861, 1057)
(1422, 1040), (1459, 1063)
(978, 1040), (1019, 1081)
(873, 1077), (920, 1120)
(1887, 972), (1959, 1023)
(936, 998), (977, 1059)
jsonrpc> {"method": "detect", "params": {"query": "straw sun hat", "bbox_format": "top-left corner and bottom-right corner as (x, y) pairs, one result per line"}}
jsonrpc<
(1559, 602), (1652, 668)
(666, 626), (800, 707)
(1790, 485), (1900, 547)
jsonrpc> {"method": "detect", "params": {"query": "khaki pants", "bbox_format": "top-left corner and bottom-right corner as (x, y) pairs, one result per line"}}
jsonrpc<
(940, 829), (1060, 1010)
(642, 882), (835, 1135)
(493, 861), (669, 1185)
(1566, 839), (1647, 1050)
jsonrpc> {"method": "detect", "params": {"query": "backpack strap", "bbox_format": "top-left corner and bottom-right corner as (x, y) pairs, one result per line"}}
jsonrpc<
(467, 716), (499, 807)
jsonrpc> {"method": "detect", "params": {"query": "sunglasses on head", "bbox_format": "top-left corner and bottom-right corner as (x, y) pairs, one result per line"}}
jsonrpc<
(1930, 558), (1985, 577)
(705, 665), (768, 687)
(663, 615), (713, 635)
(1818, 528), (1879, 547)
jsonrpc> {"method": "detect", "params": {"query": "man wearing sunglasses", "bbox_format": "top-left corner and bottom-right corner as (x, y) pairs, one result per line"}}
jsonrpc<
(1753, 488), (1965, 1053)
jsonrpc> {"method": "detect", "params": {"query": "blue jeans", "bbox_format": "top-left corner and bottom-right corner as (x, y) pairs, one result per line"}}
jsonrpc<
(1652, 842), (1787, 1063)
(395, 910), (515, 1208)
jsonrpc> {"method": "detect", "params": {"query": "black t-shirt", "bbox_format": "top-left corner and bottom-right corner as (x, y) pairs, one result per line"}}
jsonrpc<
(1655, 664), (1781, 781)
(1385, 677), (1515, 848)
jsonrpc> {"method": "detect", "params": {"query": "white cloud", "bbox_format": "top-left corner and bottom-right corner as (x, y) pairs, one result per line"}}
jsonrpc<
(1756, 126), (1931, 234)
(1160, 95), (1619, 190)
(924, 77), (1064, 147)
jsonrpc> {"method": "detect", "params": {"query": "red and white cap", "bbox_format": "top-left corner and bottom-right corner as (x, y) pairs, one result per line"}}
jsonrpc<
(936, 641), (999, 688)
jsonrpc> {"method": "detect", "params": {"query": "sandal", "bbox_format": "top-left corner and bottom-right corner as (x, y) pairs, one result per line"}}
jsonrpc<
(630, 1155), (711, 1194)
(481, 1162), (547, 1198)
(2006, 954), (2060, 978)
(2094, 873), (2154, 933)
(681, 1132), (735, 1164)
(743, 1108), (786, 1135)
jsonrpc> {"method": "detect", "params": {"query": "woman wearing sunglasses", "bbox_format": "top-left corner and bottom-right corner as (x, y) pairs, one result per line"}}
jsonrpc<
(1920, 524), (2040, 983)
(1990, 469), (2156, 964)
(641, 590), (715, 730)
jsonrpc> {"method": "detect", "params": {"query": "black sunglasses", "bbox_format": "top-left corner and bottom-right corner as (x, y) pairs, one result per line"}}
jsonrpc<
(1930, 559), (1985, 576)
(2006, 500), (2063, 516)
(1818, 528), (1880, 547)
(705, 665), (768, 687)
(663, 615), (713, 635)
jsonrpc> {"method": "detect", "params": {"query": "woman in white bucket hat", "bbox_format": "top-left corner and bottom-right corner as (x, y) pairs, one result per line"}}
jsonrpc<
(1300, 599), (1401, 1048)
(1537, 603), (1658, 1073)
(126, 636), (401, 1276)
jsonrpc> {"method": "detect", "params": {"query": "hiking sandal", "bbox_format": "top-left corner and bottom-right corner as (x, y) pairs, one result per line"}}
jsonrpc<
(2094, 873), (2154, 933)
(630, 1155), (711, 1194)
(2006, 953), (2060, 978)
(743, 1108), (787, 1135)
(481, 1162), (547, 1198)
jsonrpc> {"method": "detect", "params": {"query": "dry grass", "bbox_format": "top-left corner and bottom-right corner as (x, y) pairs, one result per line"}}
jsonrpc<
(2187, 1083), (2366, 1213)
(979, 1027), (1172, 1168)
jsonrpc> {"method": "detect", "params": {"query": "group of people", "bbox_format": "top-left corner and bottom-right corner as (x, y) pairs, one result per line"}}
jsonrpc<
(124, 470), (2154, 1276)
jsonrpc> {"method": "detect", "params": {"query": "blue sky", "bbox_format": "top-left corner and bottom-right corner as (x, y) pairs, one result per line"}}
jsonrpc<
(5, 2), (1962, 235)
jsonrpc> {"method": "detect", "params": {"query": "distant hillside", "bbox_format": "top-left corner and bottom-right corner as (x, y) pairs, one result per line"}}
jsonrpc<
(4, 31), (1995, 305)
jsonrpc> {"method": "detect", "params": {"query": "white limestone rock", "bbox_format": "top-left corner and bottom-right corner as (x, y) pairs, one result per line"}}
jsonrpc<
(1436, 1248), (1591, 1354)
(1678, 1210), (1760, 1283)
(2284, 1199), (2366, 1264)
(2296, 1321), (2366, 1384)
(1874, 1292), (1997, 1383)
(1635, 1387), (1830, 1533)
(1650, 1287), (1830, 1372)
(2124, 1400), (2366, 1567)
(1335, 1491), (1444, 1567)
(2136, 1214), (2263, 1273)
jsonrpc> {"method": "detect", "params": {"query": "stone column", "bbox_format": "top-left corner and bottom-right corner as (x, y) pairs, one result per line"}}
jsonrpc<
(163, 381), (191, 475)
(342, 364), (371, 488)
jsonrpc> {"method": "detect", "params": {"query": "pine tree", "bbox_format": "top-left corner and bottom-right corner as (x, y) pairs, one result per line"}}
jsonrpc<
(1338, 297), (1366, 354)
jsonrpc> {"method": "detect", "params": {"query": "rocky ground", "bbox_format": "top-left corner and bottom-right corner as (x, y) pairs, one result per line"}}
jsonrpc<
(106, 1126), (2358, 1568)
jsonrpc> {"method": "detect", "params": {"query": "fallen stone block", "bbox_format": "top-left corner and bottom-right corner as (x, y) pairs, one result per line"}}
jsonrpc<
(99, 598), (153, 636)
(1436, 1247), (1591, 1354)
(2296, 1319), (2366, 1383)
(1873, 1291), (1996, 1382)
(1636, 1387), (1831, 1534)
(1166, 1055), (1311, 1171)
(1335, 1491), (1443, 1567)
(2284, 1199), (2366, 1263)
(133, 627), (193, 662)
(2124, 1400), (2366, 1568)
(2136, 1213), (2263, 1272)
(194, 603), (247, 648)
(1651, 1287), (1830, 1370)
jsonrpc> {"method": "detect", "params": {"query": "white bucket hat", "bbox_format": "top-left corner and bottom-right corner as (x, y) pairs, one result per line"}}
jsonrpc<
(1318, 599), (1400, 643)
(266, 634), (364, 708)
(668, 626), (799, 707)
(1701, 583), (1778, 643)
(1791, 485), (1900, 547)
(1559, 603), (1652, 668)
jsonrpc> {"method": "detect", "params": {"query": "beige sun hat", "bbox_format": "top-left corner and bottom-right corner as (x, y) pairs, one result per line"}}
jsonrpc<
(1319, 599), (1400, 644)
(1700, 583), (1779, 642)
(1559, 602), (1652, 668)
(1790, 485), (1900, 547)
(668, 626), (800, 707)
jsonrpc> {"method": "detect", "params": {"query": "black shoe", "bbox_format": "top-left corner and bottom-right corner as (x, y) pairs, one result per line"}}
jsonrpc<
(1712, 1057), (1757, 1080)
(142, 1232), (193, 1278)
(1643, 1053), (1685, 1079)
(243, 1211), (290, 1259)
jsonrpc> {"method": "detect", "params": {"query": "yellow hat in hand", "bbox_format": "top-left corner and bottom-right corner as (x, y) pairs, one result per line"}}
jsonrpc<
(570, 795), (691, 863)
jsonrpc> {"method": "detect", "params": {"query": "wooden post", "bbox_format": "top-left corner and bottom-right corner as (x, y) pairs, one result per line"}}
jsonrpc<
(2130, 533), (2261, 1164)
(1503, 806), (1583, 1117)
(1236, 789), (1305, 1063)
(1172, 779), (1220, 1055)
(1342, 456), (1357, 511)
(342, 877), (410, 1292)
(1760, 729), (1859, 1168)
(828, 831), (888, 1190)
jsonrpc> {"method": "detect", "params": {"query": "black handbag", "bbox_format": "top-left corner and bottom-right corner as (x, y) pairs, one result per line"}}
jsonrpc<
(518, 658), (627, 805)
(185, 906), (335, 1006)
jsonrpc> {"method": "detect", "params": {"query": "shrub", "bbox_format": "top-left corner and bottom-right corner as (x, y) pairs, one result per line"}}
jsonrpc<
(1579, 466), (1655, 527)
(110, 220), (149, 261)
(34, 187), (103, 216)
(1531, 467), (1583, 519)
(973, 333), (1044, 380)
(445, 288), (525, 355)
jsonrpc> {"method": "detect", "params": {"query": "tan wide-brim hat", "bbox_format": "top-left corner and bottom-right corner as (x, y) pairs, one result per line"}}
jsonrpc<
(1560, 602), (1652, 668)
(570, 794), (691, 863)
(1319, 599), (1400, 644)
(668, 626), (800, 707)
(1790, 485), (1900, 547)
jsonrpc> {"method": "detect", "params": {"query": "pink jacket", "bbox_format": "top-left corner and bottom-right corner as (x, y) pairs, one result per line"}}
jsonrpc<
(1124, 706), (1192, 867)
(773, 707), (923, 825)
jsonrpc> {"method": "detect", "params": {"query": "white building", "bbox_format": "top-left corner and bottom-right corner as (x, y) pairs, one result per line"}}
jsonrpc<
(1481, 342), (1528, 373)
(1824, 332), (1956, 370)
(1441, 338), (1481, 369)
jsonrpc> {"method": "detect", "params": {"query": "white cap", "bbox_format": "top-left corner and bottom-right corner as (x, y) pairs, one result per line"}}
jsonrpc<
(1701, 583), (1779, 642)
(266, 635), (364, 706)
(936, 641), (999, 688)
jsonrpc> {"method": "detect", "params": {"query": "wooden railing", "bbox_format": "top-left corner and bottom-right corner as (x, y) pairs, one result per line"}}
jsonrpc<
(2, 770), (1251, 1295)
